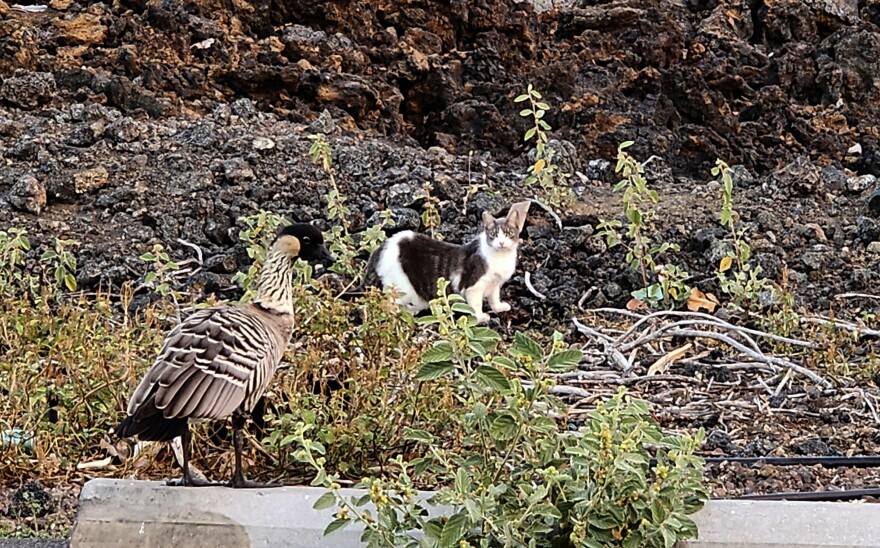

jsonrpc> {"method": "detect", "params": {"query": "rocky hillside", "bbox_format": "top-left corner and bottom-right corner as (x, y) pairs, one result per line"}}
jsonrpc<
(1, 0), (879, 318)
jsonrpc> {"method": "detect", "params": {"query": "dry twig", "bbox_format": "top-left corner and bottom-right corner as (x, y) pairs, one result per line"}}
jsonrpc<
(524, 271), (547, 300)
(572, 309), (831, 387)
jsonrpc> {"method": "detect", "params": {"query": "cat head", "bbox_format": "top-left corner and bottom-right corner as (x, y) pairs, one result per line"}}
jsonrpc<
(481, 200), (530, 251)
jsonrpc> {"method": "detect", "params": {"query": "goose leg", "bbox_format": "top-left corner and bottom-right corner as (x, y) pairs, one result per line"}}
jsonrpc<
(167, 428), (223, 487)
(229, 410), (280, 489)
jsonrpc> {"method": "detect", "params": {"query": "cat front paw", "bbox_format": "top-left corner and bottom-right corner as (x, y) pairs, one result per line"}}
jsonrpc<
(475, 312), (491, 324)
(492, 302), (511, 313)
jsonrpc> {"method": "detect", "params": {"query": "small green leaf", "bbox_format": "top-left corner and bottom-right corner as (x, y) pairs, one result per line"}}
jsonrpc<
(524, 127), (537, 141)
(492, 355), (517, 369)
(416, 363), (455, 381)
(519, 108), (533, 117)
(530, 89), (543, 99)
(424, 518), (444, 539)
(474, 365), (511, 392)
(354, 494), (371, 507)
(547, 349), (583, 371)
(323, 518), (351, 536)
(440, 512), (469, 548)
(535, 102), (551, 110)
(619, 140), (635, 149)
(139, 252), (156, 262)
(403, 427), (435, 444)
(587, 513), (618, 530)
(312, 491), (337, 510)
(511, 332), (542, 361)
(470, 326), (500, 341)
(454, 468), (471, 494)
(627, 208), (642, 225)
(422, 342), (454, 363)
(489, 413), (518, 441)
(64, 273), (77, 292)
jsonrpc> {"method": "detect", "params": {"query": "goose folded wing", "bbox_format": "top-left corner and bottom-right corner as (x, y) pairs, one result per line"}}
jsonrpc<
(136, 308), (273, 421)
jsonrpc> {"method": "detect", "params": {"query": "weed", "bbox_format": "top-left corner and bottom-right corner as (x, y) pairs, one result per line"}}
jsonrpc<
(309, 133), (392, 280)
(263, 284), (431, 477)
(139, 244), (182, 299)
(231, 210), (289, 301)
(597, 142), (688, 308)
(420, 182), (443, 239)
(0, 227), (35, 297)
(712, 160), (777, 310)
(0, 283), (162, 482)
(40, 239), (78, 294)
(516, 85), (573, 208)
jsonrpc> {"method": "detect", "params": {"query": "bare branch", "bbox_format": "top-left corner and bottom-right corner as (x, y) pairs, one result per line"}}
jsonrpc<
(176, 238), (204, 265)
(529, 198), (563, 230)
(524, 271), (547, 300)
(572, 318), (632, 372)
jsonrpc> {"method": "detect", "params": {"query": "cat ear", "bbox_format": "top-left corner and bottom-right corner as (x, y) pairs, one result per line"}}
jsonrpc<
(481, 211), (495, 227)
(507, 200), (530, 233)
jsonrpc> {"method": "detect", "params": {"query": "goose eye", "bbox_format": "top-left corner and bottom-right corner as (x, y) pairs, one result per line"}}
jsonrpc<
(302, 237), (311, 245)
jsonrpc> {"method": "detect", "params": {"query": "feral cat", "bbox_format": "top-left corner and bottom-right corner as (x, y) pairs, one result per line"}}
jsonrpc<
(364, 201), (530, 323)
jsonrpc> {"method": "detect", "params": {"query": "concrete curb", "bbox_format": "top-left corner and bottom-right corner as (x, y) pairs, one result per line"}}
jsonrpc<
(70, 479), (880, 547)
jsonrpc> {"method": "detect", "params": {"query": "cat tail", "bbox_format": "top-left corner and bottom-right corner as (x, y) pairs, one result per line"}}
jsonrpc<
(338, 242), (385, 301)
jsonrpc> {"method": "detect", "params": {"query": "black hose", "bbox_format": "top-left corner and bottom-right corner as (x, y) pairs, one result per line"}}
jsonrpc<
(732, 488), (880, 502)
(647, 455), (880, 468)
(701, 455), (880, 468)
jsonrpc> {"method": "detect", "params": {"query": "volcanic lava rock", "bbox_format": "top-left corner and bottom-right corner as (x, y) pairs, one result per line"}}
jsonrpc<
(0, 71), (56, 110)
(8, 175), (47, 215)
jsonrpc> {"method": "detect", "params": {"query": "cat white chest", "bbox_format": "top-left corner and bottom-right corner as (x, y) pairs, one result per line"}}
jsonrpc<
(484, 248), (517, 283)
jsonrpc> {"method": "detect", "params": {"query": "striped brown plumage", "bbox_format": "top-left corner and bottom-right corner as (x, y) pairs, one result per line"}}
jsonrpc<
(115, 222), (332, 488)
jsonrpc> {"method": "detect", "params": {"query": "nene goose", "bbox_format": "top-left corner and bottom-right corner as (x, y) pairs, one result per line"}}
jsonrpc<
(115, 223), (332, 488)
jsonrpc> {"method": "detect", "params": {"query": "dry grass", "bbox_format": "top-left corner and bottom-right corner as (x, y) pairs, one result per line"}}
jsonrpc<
(0, 285), (165, 483)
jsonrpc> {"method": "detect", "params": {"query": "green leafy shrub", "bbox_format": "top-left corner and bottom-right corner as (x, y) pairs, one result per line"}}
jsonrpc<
(309, 133), (392, 282)
(293, 282), (708, 547)
(40, 238), (78, 294)
(262, 283), (440, 477)
(0, 284), (162, 481)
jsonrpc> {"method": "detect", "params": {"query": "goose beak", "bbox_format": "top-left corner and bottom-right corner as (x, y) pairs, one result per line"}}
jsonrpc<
(310, 245), (334, 266)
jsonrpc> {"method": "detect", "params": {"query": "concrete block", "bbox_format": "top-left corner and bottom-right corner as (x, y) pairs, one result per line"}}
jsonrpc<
(71, 479), (880, 548)
(681, 499), (880, 547)
(71, 479), (373, 547)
